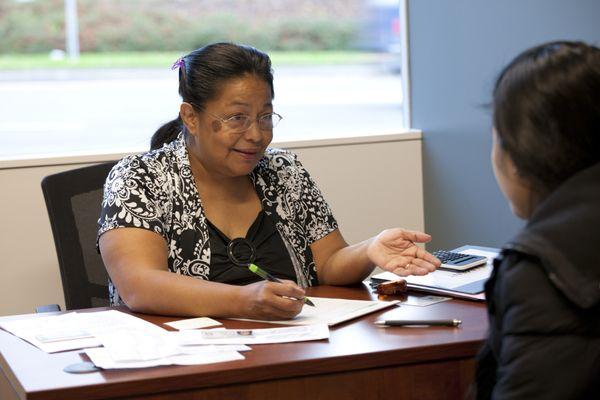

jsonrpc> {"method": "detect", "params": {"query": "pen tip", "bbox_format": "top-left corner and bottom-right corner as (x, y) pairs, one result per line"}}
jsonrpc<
(305, 298), (316, 307)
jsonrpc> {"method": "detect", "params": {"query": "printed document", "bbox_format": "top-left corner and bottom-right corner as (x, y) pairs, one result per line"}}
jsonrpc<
(176, 324), (330, 345)
(0, 310), (167, 353)
(235, 297), (399, 326)
(84, 328), (248, 369)
(85, 346), (245, 369)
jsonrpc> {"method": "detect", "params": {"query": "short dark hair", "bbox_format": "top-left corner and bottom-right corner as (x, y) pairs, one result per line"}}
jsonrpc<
(151, 42), (274, 150)
(493, 41), (600, 194)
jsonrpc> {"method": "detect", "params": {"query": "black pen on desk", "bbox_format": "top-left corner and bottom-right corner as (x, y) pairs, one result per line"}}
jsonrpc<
(374, 319), (462, 327)
(248, 264), (316, 307)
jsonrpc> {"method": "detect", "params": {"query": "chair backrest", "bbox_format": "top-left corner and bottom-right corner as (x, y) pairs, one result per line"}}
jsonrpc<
(41, 161), (117, 310)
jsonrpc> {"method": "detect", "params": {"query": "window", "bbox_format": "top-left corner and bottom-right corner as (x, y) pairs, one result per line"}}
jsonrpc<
(0, 0), (407, 158)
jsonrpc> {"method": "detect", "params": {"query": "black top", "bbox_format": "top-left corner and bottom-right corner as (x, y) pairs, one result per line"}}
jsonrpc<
(98, 133), (338, 305)
(206, 211), (297, 285)
(475, 162), (600, 400)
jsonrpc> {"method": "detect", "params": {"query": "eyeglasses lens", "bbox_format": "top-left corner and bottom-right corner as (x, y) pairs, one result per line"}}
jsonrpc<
(224, 114), (282, 133)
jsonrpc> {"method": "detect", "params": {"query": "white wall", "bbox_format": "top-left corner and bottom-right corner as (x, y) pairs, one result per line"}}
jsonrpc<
(0, 132), (423, 316)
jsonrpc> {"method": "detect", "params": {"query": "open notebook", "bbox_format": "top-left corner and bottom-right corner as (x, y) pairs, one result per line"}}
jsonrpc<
(233, 297), (399, 326)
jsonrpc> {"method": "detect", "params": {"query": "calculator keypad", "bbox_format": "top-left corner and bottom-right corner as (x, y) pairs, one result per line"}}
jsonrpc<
(432, 251), (472, 263)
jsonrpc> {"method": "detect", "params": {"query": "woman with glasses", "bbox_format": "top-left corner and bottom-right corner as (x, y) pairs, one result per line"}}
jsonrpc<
(474, 41), (600, 399)
(97, 42), (440, 320)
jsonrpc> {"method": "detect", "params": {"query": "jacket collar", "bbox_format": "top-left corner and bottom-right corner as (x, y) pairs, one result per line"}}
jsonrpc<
(505, 162), (600, 309)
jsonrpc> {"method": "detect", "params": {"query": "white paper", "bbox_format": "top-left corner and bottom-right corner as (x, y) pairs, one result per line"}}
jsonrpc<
(0, 313), (100, 353)
(0, 310), (167, 353)
(402, 295), (451, 307)
(407, 285), (486, 301)
(85, 347), (244, 369)
(93, 329), (181, 362)
(164, 317), (222, 330)
(176, 324), (329, 345)
(177, 343), (251, 353)
(374, 267), (492, 290)
(409, 265), (492, 289)
(235, 297), (399, 326)
(456, 248), (499, 264)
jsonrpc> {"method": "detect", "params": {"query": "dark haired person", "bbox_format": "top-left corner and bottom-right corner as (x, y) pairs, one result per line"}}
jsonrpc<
(475, 41), (600, 399)
(97, 43), (440, 320)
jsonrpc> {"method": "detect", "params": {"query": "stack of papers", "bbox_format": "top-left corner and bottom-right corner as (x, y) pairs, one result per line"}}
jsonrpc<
(0, 310), (334, 370)
(0, 310), (247, 368)
(0, 310), (165, 353)
(84, 329), (248, 369)
(0, 296), (393, 369)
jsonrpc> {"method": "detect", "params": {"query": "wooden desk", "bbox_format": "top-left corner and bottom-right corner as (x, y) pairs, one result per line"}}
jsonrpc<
(0, 285), (487, 400)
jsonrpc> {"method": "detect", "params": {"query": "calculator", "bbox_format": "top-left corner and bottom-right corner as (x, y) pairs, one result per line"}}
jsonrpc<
(433, 250), (487, 272)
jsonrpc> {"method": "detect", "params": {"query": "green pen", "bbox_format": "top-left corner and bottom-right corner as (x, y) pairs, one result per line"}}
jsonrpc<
(227, 237), (316, 307)
(248, 263), (316, 307)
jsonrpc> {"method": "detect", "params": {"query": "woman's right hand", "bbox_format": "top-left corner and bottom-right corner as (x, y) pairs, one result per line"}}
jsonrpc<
(237, 280), (306, 320)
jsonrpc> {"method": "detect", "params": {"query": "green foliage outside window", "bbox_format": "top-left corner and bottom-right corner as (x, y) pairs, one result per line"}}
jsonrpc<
(0, 0), (361, 53)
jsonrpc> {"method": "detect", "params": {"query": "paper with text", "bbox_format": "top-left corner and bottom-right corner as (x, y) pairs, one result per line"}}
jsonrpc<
(90, 327), (251, 367)
(85, 346), (244, 369)
(0, 310), (167, 353)
(176, 324), (329, 345)
(235, 297), (399, 326)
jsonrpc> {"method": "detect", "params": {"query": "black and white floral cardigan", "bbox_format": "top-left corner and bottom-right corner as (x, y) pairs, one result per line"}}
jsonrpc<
(98, 133), (338, 305)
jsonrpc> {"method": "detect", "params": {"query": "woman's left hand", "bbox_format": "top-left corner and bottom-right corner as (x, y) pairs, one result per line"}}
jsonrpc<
(366, 228), (441, 276)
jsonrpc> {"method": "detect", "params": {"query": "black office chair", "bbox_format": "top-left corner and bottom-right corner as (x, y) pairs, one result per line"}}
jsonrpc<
(40, 161), (117, 311)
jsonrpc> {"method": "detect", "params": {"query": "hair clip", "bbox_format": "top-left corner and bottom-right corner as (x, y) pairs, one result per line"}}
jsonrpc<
(171, 56), (185, 71)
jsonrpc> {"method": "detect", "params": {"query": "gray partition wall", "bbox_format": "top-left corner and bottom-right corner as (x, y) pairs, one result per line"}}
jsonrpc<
(407, 0), (600, 249)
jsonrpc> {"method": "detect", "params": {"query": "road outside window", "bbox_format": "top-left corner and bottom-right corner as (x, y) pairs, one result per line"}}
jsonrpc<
(0, 0), (404, 158)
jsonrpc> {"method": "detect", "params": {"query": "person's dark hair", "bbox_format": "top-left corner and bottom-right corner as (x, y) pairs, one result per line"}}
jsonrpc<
(151, 42), (274, 150)
(493, 40), (600, 194)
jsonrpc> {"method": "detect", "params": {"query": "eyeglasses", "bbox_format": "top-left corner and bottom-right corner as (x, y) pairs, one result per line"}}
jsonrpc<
(190, 103), (282, 133)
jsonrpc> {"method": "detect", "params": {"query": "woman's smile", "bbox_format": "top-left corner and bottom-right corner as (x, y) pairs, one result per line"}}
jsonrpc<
(232, 147), (263, 161)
